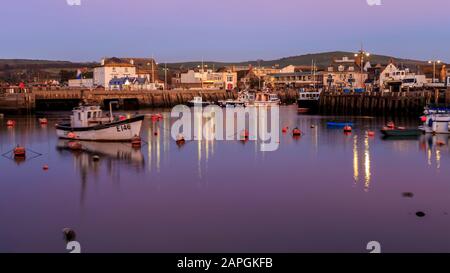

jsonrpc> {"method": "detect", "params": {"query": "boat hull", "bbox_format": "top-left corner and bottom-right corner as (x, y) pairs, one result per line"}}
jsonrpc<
(56, 115), (144, 141)
(381, 129), (423, 137)
(246, 101), (280, 107)
(186, 101), (213, 107)
(327, 122), (354, 127)
(420, 121), (450, 134)
(297, 99), (319, 113)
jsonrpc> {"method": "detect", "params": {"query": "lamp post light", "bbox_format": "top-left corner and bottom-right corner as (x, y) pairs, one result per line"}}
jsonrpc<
(355, 50), (370, 89)
(197, 64), (208, 90)
(162, 63), (169, 90)
(428, 60), (441, 83)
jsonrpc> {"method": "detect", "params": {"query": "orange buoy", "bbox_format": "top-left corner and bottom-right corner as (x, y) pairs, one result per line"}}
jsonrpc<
(6, 120), (15, 127)
(436, 141), (446, 146)
(343, 125), (352, 133)
(43, 164), (49, 171)
(367, 131), (375, 137)
(292, 128), (302, 136)
(150, 114), (162, 122)
(282, 126), (289, 133)
(119, 115), (127, 121)
(68, 141), (82, 151)
(13, 145), (26, 158)
(67, 132), (76, 139)
(131, 135), (142, 148)
(240, 129), (249, 140)
(39, 118), (48, 125)
(420, 116), (427, 123)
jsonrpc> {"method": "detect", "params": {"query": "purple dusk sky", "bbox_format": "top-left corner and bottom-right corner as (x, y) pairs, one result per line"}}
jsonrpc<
(0, 0), (449, 62)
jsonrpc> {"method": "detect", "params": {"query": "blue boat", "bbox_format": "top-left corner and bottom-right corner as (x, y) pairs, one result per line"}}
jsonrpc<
(327, 122), (354, 127)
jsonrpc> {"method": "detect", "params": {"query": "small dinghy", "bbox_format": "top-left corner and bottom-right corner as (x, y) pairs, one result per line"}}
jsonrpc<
(327, 122), (354, 128)
(380, 127), (423, 137)
(56, 104), (144, 141)
(187, 97), (212, 107)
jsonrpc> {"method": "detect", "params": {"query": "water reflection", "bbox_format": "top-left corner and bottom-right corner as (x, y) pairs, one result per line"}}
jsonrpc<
(352, 134), (372, 191)
(56, 140), (145, 203)
(420, 134), (450, 169)
(364, 135), (371, 191)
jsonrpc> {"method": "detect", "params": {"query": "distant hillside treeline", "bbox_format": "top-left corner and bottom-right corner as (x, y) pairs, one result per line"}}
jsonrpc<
(165, 51), (429, 70)
(0, 52), (430, 83)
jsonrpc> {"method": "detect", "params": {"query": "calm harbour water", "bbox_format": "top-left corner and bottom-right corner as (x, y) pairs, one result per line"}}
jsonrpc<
(0, 105), (449, 253)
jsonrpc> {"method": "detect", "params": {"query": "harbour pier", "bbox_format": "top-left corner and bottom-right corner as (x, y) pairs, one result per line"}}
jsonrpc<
(319, 90), (449, 116)
(0, 88), (299, 112)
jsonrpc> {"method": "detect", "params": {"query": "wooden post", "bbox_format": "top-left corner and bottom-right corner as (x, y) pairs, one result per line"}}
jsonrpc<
(446, 88), (450, 106)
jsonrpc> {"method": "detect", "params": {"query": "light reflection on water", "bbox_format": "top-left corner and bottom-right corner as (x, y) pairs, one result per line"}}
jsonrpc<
(0, 106), (449, 253)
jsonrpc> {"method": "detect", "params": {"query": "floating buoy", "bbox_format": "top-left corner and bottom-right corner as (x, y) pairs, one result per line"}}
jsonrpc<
(292, 128), (302, 136)
(150, 114), (163, 122)
(92, 155), (100, 162)
(343, 125), (352, 133)
(43, 164), (49, 171)
(416, 211), (426, 218)
(240, 129), (249, 140)
(282, 127), (289, 133)
(68, 141), (82, 151)
(176, 134), (185, 145)
(420, 116), (427, 123)
(119, 115), (127, 121)
(6, 120), (15, 127)
(13, 145), (26, 158)
(39, 118), (48, 125)
(62, 228), (76, 242)
(436, 141), (446, 146)
(67, 132), (76, 139)
(402, 192), (414, 198)
(386, 121), (395, 129)
(367, 131), (375, 137)
(131, 135), (142, 148)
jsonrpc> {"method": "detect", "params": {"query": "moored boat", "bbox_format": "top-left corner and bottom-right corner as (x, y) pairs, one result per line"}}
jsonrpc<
(246, 91), (280, 107)
(381, 128), (423, 137)
(297, 89), (321, 114)
(419, 107), (450, 134)
(56, 104), (144, 141)
(327, 121), (354, 127)
(187, 96), (212, 107)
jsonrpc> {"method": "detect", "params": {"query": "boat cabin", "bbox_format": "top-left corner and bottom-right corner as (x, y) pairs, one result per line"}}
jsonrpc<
(71, 105), (106, 128)
(298, 91), (321, 101)
(255, 92), (278, 102)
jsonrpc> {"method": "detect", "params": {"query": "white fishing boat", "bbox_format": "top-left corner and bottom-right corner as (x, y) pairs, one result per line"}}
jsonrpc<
(297, 88), (321, 113)
(56, 104), (144, 141)
(186, 96), (212, 107)
(419, 107), (450, 134)
(246, 91), (280, 107)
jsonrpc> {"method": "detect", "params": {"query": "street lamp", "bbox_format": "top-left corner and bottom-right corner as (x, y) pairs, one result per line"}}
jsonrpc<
(428, 60), (442, 83)
(355, 50), (370, 89)
(197, 64), (208, 90)
(162, 63), (169, 90)
(257, 59), (263, 90)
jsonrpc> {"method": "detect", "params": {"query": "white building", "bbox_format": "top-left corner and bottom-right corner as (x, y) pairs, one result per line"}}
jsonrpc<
(178, 69), (237, 90)
(380, 63), (427, 90)
(68, 78), (94, 88)
(93, 60), (137, 88)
